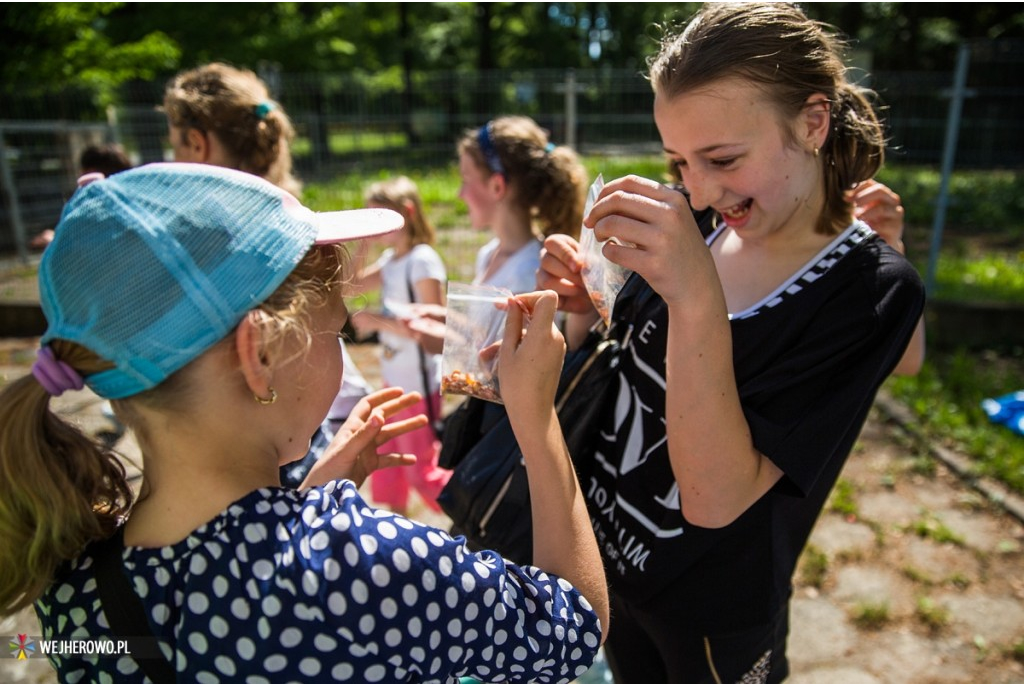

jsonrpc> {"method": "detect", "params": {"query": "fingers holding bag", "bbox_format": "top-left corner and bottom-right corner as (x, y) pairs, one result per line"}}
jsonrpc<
(499, 291), (566, 414)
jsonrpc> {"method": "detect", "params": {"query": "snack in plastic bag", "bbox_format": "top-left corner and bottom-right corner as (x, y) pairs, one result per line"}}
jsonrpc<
(440, 282), (513, 404)
(579, 174), (632, 325)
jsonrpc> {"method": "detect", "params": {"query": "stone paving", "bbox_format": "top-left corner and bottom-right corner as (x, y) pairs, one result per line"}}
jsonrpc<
(1, 337), (1022, 683)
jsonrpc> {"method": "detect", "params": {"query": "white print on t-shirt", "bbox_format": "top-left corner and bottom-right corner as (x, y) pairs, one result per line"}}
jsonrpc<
(587, 324), (684, 576)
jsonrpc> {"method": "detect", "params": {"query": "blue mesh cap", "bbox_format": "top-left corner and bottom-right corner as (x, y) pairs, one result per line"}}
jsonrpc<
(39, 162), (403, 399)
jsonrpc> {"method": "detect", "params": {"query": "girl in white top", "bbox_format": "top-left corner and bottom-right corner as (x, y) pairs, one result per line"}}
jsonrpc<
(349, 176), (450, 516)
(458, 116), (589, 291)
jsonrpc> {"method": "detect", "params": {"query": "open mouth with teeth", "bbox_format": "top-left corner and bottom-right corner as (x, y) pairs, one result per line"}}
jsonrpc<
(720, 199), (753, 221)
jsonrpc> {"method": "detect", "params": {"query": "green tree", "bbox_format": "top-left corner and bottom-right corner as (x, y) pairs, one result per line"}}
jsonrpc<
(0, 3), (178, 104)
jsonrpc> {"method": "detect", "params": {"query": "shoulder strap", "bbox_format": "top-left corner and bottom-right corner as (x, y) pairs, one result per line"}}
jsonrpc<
(406, 261), (442, 438)
(91, 527), (178, 682)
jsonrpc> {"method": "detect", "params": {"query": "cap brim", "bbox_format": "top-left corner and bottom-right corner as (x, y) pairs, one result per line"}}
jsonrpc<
(313, 207), (404, 245)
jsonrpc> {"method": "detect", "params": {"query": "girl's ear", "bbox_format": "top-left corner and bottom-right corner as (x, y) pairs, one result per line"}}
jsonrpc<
(235, 311), (273, 398)
(186, 128), (211, 162)
(489, 172), (508, 200)
(802, 94), (832, 152)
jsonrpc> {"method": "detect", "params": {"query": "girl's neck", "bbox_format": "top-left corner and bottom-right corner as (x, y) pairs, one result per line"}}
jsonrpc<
(391, 236), (415, 258)
(125, 445), (277, 548)
(490, 203), (536, 253)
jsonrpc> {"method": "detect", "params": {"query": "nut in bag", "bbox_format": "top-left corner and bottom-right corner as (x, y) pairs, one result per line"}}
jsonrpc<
(441, 282), (514, 404)
(579, 174), (632, 326)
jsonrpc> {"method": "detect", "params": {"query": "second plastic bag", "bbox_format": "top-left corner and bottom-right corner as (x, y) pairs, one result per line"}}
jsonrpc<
(441, 282), (514, 404)
(579, 174), (633, 325)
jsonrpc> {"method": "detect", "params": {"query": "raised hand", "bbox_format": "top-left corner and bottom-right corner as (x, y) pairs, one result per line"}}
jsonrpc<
(849, 179), (907, 254)
(300, 387), (426, 488)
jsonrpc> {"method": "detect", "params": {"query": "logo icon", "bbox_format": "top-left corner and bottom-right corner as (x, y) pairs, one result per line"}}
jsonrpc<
(10, 634), (35, 660)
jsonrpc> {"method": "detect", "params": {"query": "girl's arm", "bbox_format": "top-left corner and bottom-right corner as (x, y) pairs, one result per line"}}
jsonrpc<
(499, 290), (609, 641)
(347, 241), (384, 295)
(413, 276), (445, 307)
(587, 176), (782, 529)
(349, 310), (412, 340)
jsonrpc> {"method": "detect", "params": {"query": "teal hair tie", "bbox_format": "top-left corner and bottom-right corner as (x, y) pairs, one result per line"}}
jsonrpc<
(254, 101), (276, 119)
(545, 142), (556, 153)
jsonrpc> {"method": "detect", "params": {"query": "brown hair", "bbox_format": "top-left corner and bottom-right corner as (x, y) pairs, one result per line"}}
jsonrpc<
(79, 143), (132, 177)
(649, 2), (886, 235)
(458, 115), (588, 239)
(163, 63), (302, 197)
(0, 244), (345, 615)
(363, 176), (436, 247)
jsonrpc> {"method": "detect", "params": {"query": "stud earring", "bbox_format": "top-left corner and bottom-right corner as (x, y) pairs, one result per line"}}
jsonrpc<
(813, 147), (820, 158)
(254, 388), (278, 405)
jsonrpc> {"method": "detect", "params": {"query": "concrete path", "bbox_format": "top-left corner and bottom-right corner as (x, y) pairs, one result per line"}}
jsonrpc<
(1, 338), (1021, 683)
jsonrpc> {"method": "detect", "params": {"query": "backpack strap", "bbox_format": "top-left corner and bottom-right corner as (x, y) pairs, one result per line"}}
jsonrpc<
(90, 527), (177, 682)
(406, 259), (443, 439)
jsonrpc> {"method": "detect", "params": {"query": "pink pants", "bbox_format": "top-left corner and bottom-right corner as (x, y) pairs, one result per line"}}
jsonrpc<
(369, 392), (451, 512)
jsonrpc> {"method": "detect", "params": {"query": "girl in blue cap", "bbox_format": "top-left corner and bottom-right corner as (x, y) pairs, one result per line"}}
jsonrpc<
(162, 61), (379, 488)
(0, 163), (607, 683)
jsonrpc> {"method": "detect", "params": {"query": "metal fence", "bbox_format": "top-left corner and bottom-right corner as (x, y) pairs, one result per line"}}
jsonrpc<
(3, 38), (1023, 258)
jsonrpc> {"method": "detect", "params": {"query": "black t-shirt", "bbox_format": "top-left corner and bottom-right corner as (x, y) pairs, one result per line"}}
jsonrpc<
(584, 221), (925, 631)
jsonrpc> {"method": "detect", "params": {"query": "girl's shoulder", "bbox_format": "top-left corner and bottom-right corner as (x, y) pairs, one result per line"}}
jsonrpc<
(409, 242), (444, 262)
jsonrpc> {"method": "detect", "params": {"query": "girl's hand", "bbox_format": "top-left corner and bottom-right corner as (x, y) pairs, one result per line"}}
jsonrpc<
(399, 303), (447, 354)
(585, 175), (713, 307)
(849, 180), (906, 253)
(300, 388), (426, 488)
(402, 315), (446, 355)
(497, 291), (566, 421)
(537, 234), (595, 315)
(404, 302), (447, 322)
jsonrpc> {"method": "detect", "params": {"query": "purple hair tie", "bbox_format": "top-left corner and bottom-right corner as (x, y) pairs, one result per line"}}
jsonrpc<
(32, 346), (85, 397)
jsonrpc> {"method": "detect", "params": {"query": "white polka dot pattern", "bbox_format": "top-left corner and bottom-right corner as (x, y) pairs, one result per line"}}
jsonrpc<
(35, 480), (602, 682)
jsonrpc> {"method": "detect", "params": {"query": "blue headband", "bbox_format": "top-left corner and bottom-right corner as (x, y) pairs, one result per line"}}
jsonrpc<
(477, 122), (505, 176)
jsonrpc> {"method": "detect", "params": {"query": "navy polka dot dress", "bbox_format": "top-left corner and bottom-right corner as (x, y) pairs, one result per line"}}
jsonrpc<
(35, 480), (602, 683)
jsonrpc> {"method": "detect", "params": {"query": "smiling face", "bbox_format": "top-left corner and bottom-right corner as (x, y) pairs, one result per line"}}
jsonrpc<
(654, 78), (826, 243)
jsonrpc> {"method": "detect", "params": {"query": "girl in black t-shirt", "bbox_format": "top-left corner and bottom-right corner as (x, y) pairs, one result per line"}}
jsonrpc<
(538, 3), (925, 682)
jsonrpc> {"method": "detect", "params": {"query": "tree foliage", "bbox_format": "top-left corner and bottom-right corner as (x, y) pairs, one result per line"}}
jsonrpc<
(0, 3), (178, 102)
(4, 2), (1024, 97)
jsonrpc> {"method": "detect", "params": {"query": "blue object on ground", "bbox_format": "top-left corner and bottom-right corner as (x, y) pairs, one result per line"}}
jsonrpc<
(981, 390), (1024, 436)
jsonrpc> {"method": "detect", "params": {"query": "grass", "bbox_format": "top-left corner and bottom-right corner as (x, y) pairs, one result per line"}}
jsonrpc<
(850, 600), (891, 630)
(0, 263), (39, 300)
(885, 348), (1024, 495)
(932, 252), (1024, 303)
(797, 543), (829, 589)
(915, 596), (951, 633)
(827, 478), (859, 519)
(1012, 639), (1024, 663)
(905, 514), (966, 546)
(292, 130), (410, 157)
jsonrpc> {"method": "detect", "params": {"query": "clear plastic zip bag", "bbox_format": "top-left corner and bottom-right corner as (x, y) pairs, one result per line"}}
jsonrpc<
(578, 174), (633, 325)
(440, 282), (514, 404)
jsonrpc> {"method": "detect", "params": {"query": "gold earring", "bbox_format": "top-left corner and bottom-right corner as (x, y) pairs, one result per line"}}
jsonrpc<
(254, 388), (277, 405)
(813, 147), (820, 158)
